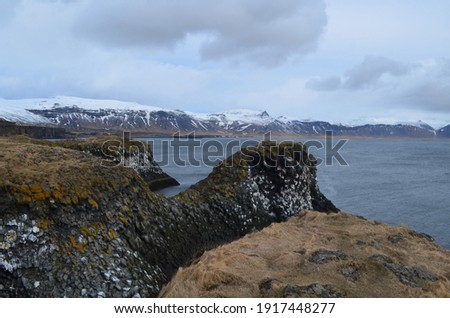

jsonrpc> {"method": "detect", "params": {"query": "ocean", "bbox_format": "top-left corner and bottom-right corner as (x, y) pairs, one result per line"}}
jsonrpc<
(145, 137), (450, 250)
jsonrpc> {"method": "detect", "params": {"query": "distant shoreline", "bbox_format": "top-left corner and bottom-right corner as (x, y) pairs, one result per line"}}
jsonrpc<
(133, 132), (450, 142)
(2, 118), (450, 141)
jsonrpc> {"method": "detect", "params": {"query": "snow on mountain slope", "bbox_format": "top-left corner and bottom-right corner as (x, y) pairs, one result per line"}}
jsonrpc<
(0, 98), (50, 124)
(394, 120), (435, 131)
(342, 117), (438, 130)
(2, 96), (165, 112)
(190, 109), (273, 126)
(0, 96), (176, 129)
(0, 96), (167, 124)
(0, 96), (445, 137)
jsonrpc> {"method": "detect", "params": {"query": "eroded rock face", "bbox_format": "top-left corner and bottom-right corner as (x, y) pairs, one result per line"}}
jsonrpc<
(0, 119), (67, 139)
(0, 139), (168, 297)
(0, 137), (336, 297)
(52, 133), (180, 191)
(160, 211), (450, 298)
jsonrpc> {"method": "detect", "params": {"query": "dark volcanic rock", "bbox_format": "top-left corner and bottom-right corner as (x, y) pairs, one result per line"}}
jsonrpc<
(387, 234), (404, 244)
(0, 119), (67, 139)
(310, 250), (348, 264)
(0, 137), (335, 297)
(369, 255), (440, 288)
(283, 283), (344, 298)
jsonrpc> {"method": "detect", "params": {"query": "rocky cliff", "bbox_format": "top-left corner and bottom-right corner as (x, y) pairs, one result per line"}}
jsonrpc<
(161, 211), (450, 298)
(0, 136), (335, 297)
(55, 133), (180, 191)
(0, 119), (67, 139)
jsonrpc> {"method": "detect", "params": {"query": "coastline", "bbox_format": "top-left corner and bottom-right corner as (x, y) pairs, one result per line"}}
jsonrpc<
(1, 135), (449, 298)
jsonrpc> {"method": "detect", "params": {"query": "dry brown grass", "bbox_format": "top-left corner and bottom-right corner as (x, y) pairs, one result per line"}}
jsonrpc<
(160, 211), (450, 297)
(0, 136), (149, 210)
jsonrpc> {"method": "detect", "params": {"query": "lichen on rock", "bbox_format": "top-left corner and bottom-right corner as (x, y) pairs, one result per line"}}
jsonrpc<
(1, 135), (338, 297)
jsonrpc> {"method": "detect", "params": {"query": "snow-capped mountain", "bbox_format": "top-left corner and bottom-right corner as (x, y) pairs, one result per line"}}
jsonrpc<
(0, 99), (53, 124)
(437, 124), (450, 138)
(395, 120), (435, 131)
(0, 96), (444, 138)
(191, 109), (273, 126)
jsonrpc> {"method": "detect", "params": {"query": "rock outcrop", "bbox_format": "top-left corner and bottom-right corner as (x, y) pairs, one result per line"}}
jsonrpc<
(55, 133), (180, 191)
(0, 136), (335, 297)
(0, 119), (67, 139)
(160, 211), (450, 298)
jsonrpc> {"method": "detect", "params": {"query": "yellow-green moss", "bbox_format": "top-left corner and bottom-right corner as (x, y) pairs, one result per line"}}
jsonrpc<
(53, 190), (63, 201)
(18, 195), (32, 204)
(16, 183), (50, 203)
(68, 235), (88, 254)
(118, 214), (129, 224)
(102, 228), (118, 240)
(88, 198), (99, 209)
(39, 218), (54, 230)
(33, 191), (50, 201)
(30, 183), (42, 193)
(81, 226), (94, 237)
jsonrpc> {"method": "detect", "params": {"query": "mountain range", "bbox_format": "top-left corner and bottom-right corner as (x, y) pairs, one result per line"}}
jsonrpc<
(1, 96), (449, 138)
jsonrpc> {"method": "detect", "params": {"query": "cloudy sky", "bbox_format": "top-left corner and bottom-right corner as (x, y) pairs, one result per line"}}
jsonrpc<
(1, 0), (450, 127)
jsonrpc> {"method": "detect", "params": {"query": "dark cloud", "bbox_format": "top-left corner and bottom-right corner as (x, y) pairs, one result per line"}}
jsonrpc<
(343, 56), (413, 89)
(399, 81), (450, 112)
(73, 0), (327, 67)
(396, 59), (450, 113)
(305, 57), (450, 115)
(306, 56), (414, 91)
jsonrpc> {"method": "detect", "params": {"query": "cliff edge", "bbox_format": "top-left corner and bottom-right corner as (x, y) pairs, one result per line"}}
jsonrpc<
(160, 211), (450, 297)
(0, 136), (335, 297)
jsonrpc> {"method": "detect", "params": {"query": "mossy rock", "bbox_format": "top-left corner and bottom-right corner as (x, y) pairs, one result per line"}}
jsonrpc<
(0, 136), (337, 297)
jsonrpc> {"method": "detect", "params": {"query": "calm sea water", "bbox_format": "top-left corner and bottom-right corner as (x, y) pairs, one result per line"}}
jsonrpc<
(145, 137), (450, 250)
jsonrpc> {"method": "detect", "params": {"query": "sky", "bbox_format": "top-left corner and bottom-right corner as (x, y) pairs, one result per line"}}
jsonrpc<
(0, 0), (450, 128)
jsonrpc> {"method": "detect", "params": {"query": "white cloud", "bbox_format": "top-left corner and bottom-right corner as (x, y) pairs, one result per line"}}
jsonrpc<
(73, 0), (327, 67)
(88, 58), (205, 106)
(239, 57), (450, 127)
(0, 0), (450, 126)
